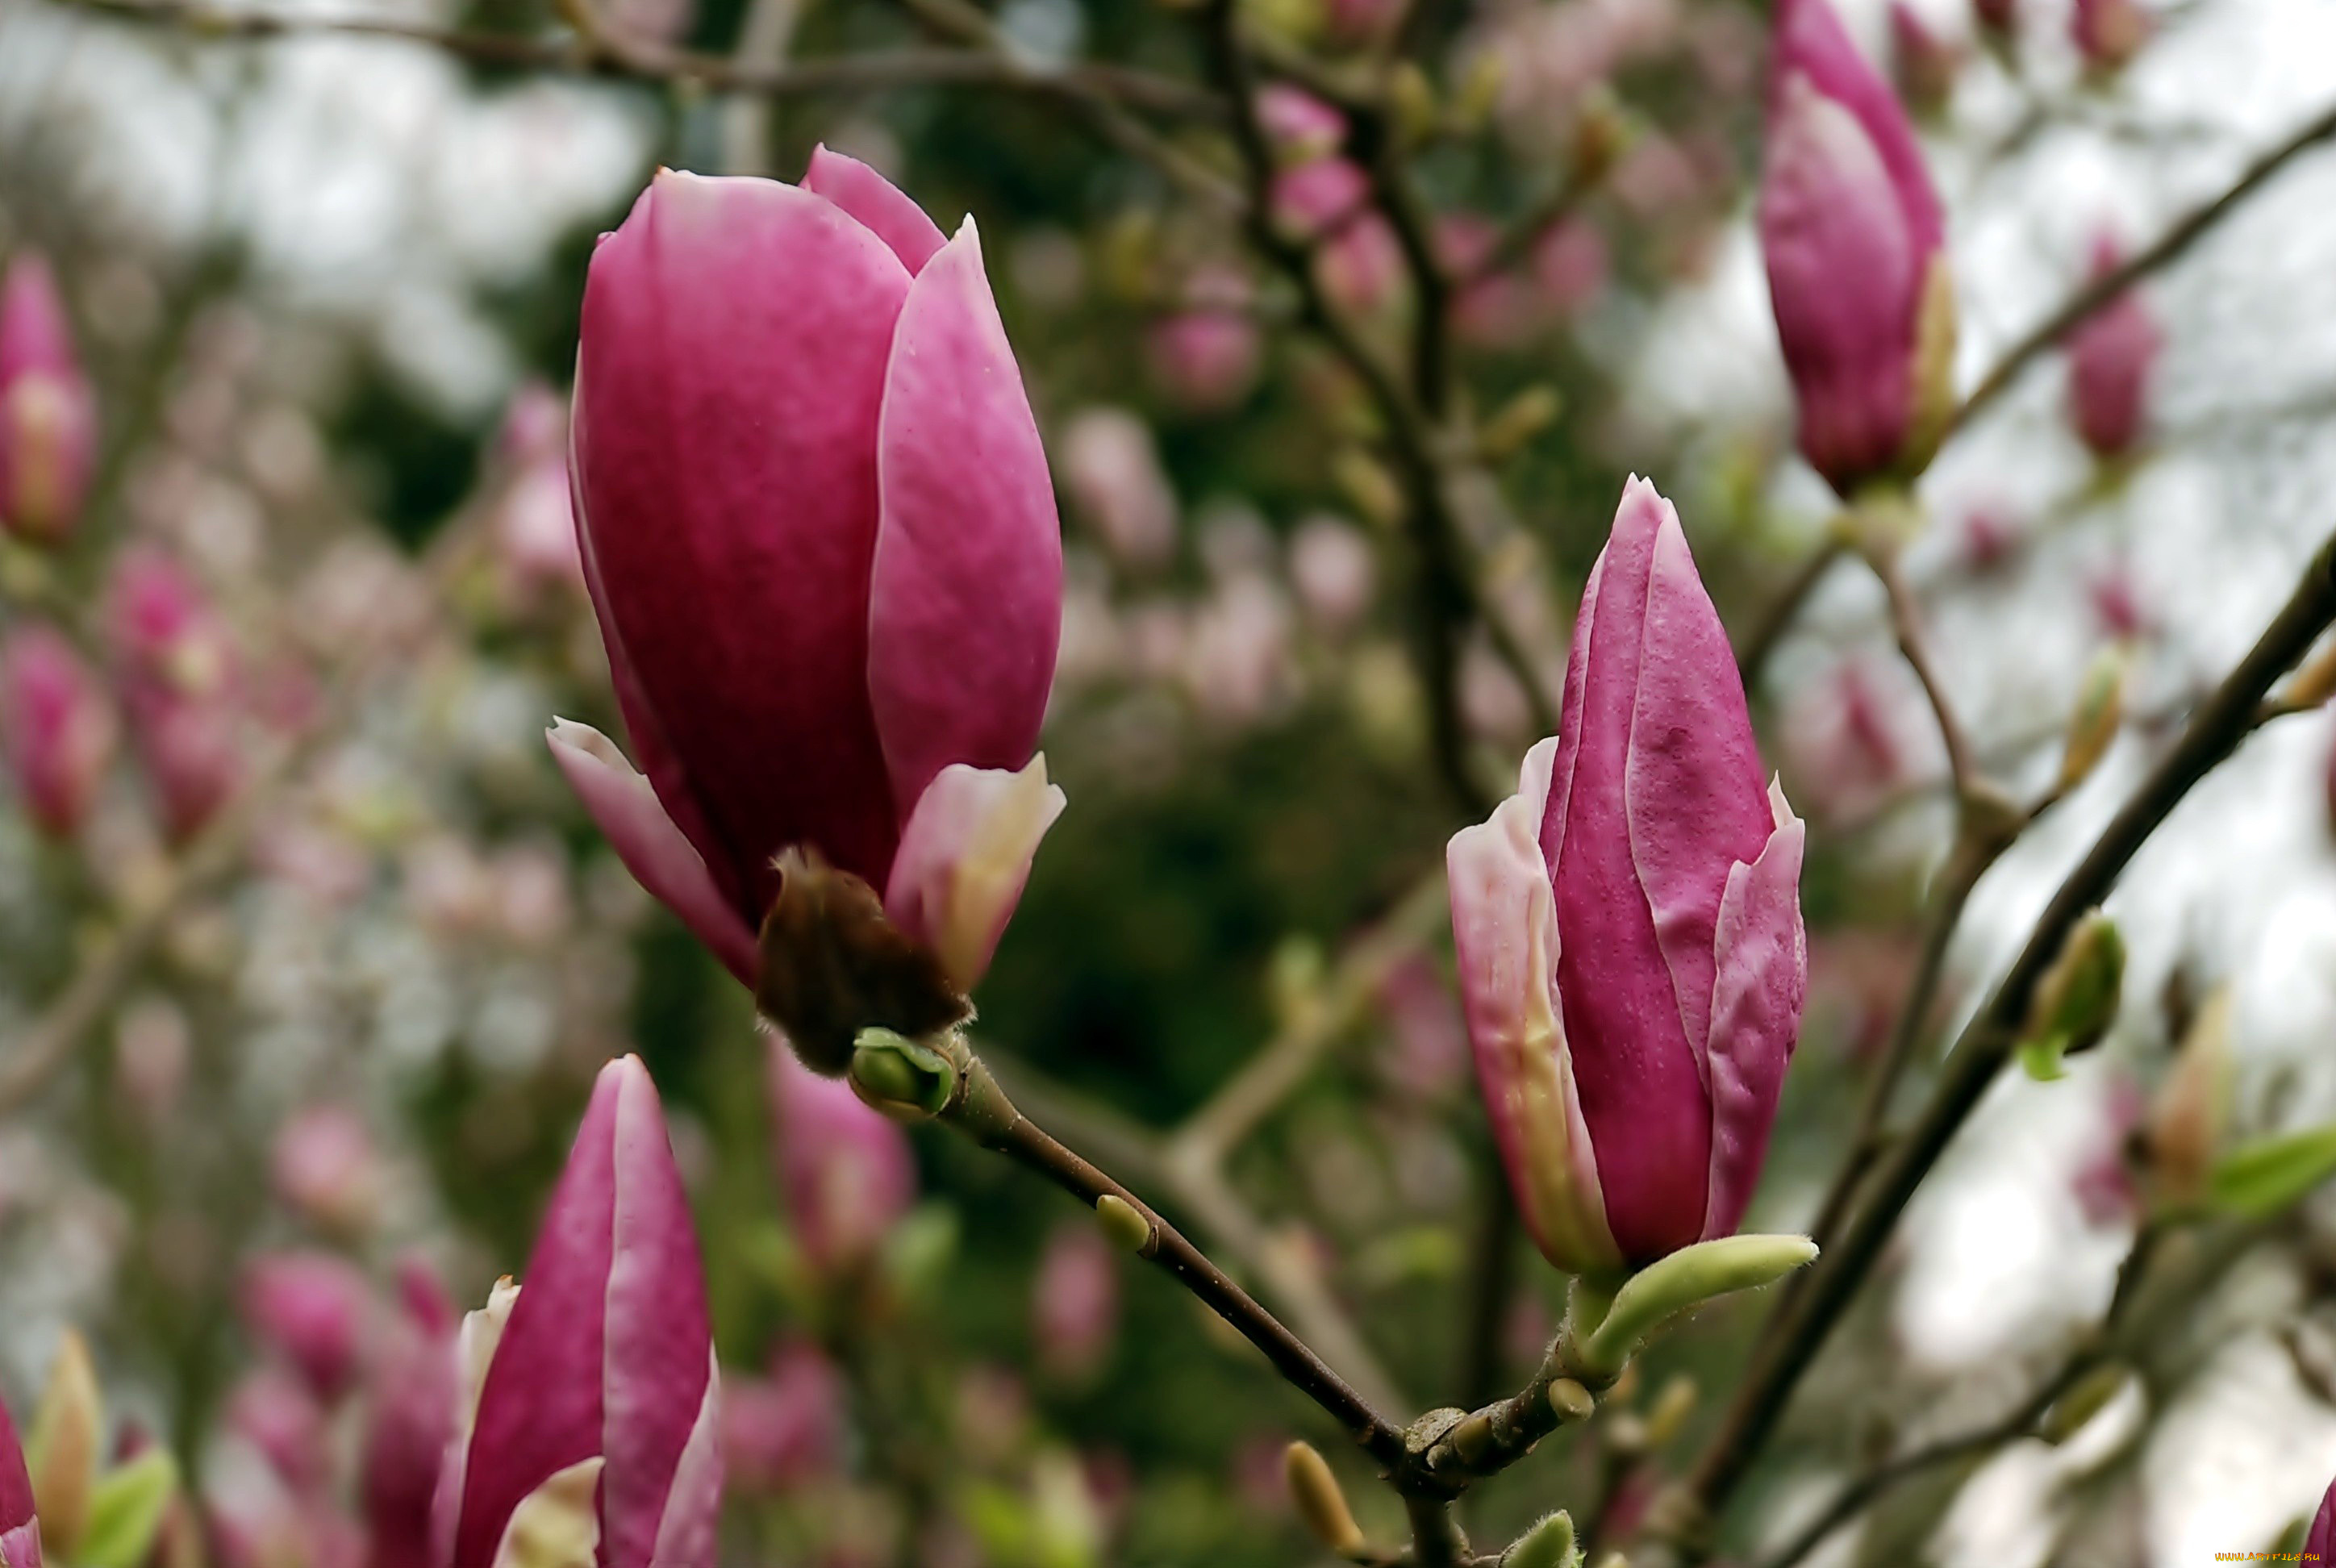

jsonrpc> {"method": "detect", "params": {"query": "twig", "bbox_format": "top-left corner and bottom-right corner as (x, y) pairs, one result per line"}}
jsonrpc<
(1949, 95), (2336, 437)
(1734, 540), (1847, 691)
(1870, 546), (1977, 799)
(1666, 528), (2336, 1546)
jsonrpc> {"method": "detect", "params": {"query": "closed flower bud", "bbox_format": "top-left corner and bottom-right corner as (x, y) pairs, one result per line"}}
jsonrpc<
(2067, 233), (2160, 459)
(2071, 0), (2148, 70)
(1449, 480), (1807, 1274)
(556, 153), (1065, 1047)
(361, 1270), (456, 1568)
(241, 1252), (372, 1403)
(442, 1056), (720, 1568)
(1760, 0), (1955, 495)
(0, 1386), (40, 1568)
(767, 1037), (916, 1274)
(0, 625), (115, 839)
(26, 1331), (98, 1556)
(2146, 986), (2232, 1209)
(1283, 1442), (1365, 1558)
(0, 253), (96, 544)
(1032, 1220), (1121, 1382)
(1147, 267), (1262, 414)
(104, 547), (244, 844)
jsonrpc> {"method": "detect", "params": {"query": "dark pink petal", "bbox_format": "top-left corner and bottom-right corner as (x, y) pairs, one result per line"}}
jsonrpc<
(648, 1370), (723, 1563)
(867, 220), (1062, 817)
(452, 1070), (621, 1567)
(2307, 1473), (2336, 1562)
(545, 719), (758, 986)
(2067, 236), (2159, 458)
(0, 252), (95, 543)
(0, 1391), (37, 1563)
(574, 171), (911, 899)
(0, 624), (114, 839)
(803, 145), (948, 275)
(1624, 493), (1775, 1068)
(599, 1059), (715, 1568)
(1541, 483), (1712, 1263)
(1701, 785), (1808, 1239)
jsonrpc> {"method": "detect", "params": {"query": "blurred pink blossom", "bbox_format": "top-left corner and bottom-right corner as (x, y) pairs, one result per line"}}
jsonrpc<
(104, 546), (244, 844)
(767, 1037), (917, 1274)
(2067, 232), (2161, 459)
(1032, 1221), (1120, 1382)
(1287, 515), (1376, 635)
(273, 1107), (383, 1237)
(724, 1338), (848, 1494)
(1147, 267), (1262, 413)
(1060, 407), (1178, 571)
(0, 624), (115, 839)
(0, 252), (97, 544)
(241, 1251), (373, 1402)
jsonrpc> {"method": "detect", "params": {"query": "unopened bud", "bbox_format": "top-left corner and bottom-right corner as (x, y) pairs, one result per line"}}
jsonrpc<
(2017, 911), (2125, 1081)
(2039, 1361), (2130, 1444)
(1547, 1378), (1596, 1423)
(1449, 1411), (1495, 1466)
(1095, 1194), (1154, 1254)
(2146, 986), (2233, 1209)
(1285, 1441), (1367, 1558)
(1577, 1235), (1819, 1376)
(1503, 1510), (1582, 1568)
(2057, 647), (2127, 793)
(1479, 385), (1563, 463)
(848, 1028), (957, 1120)
(28, 1328), (102, 1552)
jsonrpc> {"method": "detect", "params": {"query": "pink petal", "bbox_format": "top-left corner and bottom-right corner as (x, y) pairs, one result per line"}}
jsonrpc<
(1448, 739), (1621, 1275)
(546, 720), (758, 986)
(802, 146), (948, 275)
(1701, 782), (1808, 1240)
(1770, 0), (1940, 254)
(574, 170), (911, 899)
(881, 757), (1065, 991)
(600, 1060), (715, 1568)
(0, 1392), (36, 1552)
(2308, 1474), (2336, 1563)
(647, 1366), (723, 1567)
(1624, 491), (1775, 1070)
(767, 1040), (916, 1271)
(867, 219), (1062, 818)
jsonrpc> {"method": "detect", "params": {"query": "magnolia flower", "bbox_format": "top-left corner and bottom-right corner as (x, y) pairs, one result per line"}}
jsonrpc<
(440, 1056), (720, 1568)
(241, 1253), (373, 1403)
(1447, 480), (1807, 1273)
(552, 151), (1065, 1054)
(0, 625), (115, 839)
(2067, 233), (2161, 459)
(104, 547), (244, 844)
(1759, 0), (1955, 494)
(0, 253), (95, 544)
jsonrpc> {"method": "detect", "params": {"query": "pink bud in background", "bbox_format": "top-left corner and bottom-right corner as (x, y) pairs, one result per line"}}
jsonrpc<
(2071, 0), (2148, 69)
(242, 1251), (372, 1402)
(767, 1037), (915, 1274)
(721, 1339), (845, 1495)
(1271, 160), (1404, 317)
(1448, 480), (1806, 1273)
(2308, 1474), (2336, 1564)
(1377, 955), (1469, 1098)
(1971, 0), (2015, 36)
(1147, 266), (1262, 414)
(1531, 219), (1610, 320)
(0, 253), (96, 544)
(1287, 515), (1375, 635)
(1183, 572), (1295, 728)
(0, 625), (115, 838)
(2067, 234), (2160, 459)
(1760, 0), (1954, 495)
(444, 1055), (720, 1568)
(1258, 86), (1347, 164)
(361, 1263), (456, 1568)
(2072, 1077), (2143, 1228)
(492, 383), (585, 600)
(227, 1368), (330, 1495)
(1059, 408), (1178, 572)
(273, 1106), (384, 1237)
(1889, 2), (1959, 115)
(104, 546), (244, 843)
(2089, 563), (2148, 641)
(1032, 1222), (1120, 1382)
(555, 154), (1065, 998)
(1437, 215), (1541, 348)
(1959, 503), (2021, 571)
(0, 1389), (40, 1568)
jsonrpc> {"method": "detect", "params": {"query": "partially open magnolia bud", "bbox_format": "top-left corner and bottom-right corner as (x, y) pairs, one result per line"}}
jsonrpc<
(1284, 1441), (1366, 1558)
(757, 848), (971, 1074)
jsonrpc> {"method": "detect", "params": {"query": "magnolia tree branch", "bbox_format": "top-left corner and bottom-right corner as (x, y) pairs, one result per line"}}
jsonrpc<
(1651, 530), (2336, 1558)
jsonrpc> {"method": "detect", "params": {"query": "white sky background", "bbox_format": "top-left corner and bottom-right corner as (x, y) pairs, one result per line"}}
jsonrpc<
(4, 0), (2336, 1558)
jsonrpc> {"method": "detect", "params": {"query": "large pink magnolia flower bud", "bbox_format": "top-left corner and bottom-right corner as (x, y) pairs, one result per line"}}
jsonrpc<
(551, 153), (1065, 1045)
(1759, 0), (1955, 496)
(2309, 1474), (2336, 1564)
(0, 253), (96, 544)
(0, 625), (115, 839)
(1446, 480), (1807, 1274)
(766, 1037), (915, 1274)
(0, 1390), (40, 1568)
(2066, 233), (2160, 460)
(104, 547), (244, 844)
(440, 1056), (720, 1568)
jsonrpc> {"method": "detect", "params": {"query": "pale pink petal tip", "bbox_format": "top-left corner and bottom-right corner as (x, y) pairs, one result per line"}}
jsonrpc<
(803, 144), (949, 275)
(883, 755), (1066, 991)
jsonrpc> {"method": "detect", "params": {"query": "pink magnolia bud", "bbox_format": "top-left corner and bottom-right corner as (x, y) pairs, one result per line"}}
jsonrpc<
(1287, 515), (1375, 635)
(2066, 234), (2159, 459)
(1270, 160), (1403, 317)
(767, 1037), (915, 1274)
(272, 1106), (384, 1237)
(721, 1339), (845, 1495)
(1437, 215), (1540, 348)
(1760, 0), (1955, 495)
(361, 1265), (456, 1568)
(2309, 1474), (2336, 1564)
(1531, 218), (1610, 320)
(0, 253), (96, 544)
(104, 546), (244, 844)
(1258, 86), (1347, 164)
(444, 1056), (720, 1568)
(554, 154), (1065, 1003)
(0, 624), (115, 838)
(227, 1368), (331, 1495)
(241, 1251), (372, 1402)
(1889, 2), (1959, 115)
(1059, 408), (1178, 571)
(2071, 0), (2147, 69)
(1032, 1221), (1120, 1382)
(493, 386), (586, 601)
(0, 1390), (40, 1568)
(1447, 480), (1807, 1272)
(1147, 266), (1262, 414)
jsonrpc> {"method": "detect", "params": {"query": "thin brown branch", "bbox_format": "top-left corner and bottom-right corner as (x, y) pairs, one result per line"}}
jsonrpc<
(1949, 94), (2336, 436)
(1734, 540), (1847, 691)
